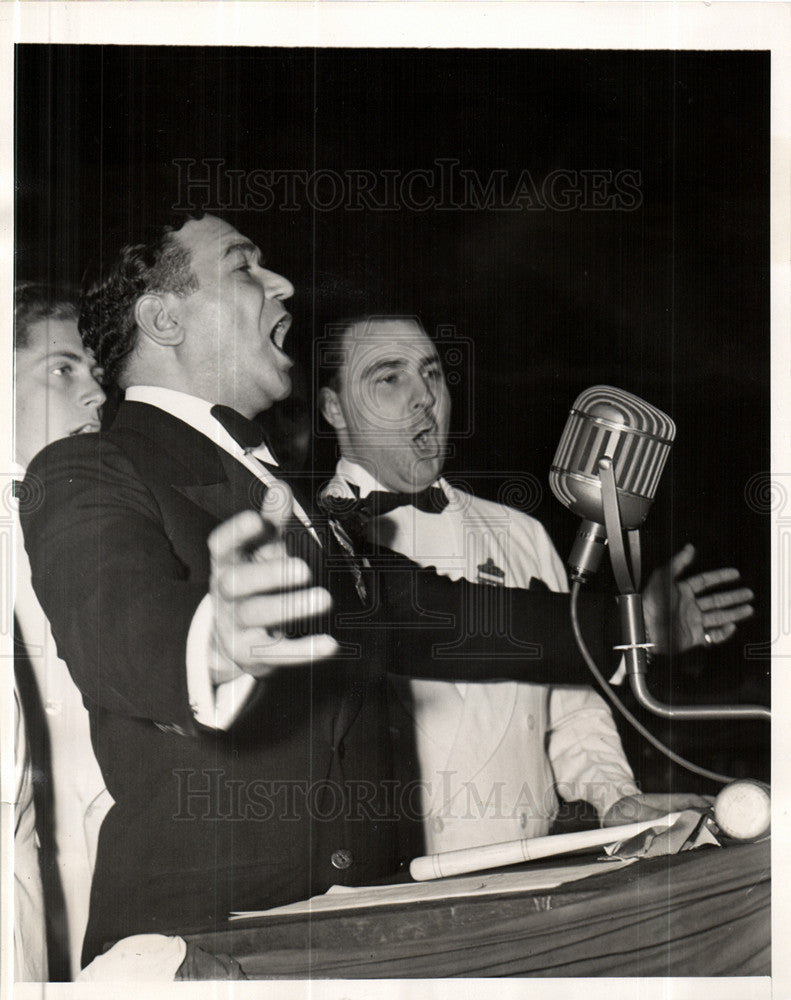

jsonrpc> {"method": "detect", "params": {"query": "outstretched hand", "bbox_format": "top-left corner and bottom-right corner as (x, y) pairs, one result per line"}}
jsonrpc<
(642, 543), (754, 655)
(208, 482), (339, 684)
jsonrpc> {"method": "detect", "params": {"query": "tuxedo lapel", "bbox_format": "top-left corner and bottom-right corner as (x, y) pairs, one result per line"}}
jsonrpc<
(171, 480), (254, 523)
(217, 448), (269, 515)
(111, 401), (265, 522)
(109, 400), (365, 736)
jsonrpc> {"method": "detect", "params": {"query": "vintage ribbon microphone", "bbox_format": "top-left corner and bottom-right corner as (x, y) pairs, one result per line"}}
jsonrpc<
(406, 388), (770, 881)
(550, 385), (769, 722)
(549, 387), (770, 832)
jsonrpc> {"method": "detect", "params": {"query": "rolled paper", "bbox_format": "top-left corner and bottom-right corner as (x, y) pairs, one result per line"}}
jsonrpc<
(409, 812), (682, 881)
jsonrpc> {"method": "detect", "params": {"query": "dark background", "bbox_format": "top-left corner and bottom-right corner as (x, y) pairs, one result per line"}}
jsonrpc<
(16, 46), (770, 788)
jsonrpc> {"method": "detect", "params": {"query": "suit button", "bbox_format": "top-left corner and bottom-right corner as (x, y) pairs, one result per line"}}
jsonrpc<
(526, 714), (535, 731)
(331, 849), (354, 870)
(519, 812), (528, 829)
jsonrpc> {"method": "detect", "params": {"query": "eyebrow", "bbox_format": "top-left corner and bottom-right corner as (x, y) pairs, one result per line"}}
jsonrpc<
(46, 350), (85, 364)
(360, 353), (440, 380)
(222, 240), (261, 261)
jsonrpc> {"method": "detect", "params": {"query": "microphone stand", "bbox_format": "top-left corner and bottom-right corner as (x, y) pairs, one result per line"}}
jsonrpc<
(597, 456), (770, 722)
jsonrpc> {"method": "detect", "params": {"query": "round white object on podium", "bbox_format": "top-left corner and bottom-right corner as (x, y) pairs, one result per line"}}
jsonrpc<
(713, 779), (771, 841)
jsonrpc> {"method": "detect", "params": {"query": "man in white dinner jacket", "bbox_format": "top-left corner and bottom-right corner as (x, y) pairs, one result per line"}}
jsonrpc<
(318, 315), (753, 854)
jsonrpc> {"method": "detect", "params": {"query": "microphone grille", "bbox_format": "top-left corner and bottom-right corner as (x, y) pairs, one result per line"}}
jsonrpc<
(551, 385), (676, 514)
(573, 386), (676, 440)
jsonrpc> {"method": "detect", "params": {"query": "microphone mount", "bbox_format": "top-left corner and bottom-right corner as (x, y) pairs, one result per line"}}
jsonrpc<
(595, 455), (770, 722)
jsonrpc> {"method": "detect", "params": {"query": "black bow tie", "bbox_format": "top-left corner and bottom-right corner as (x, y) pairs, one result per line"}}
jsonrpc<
(211, 404), (270, 454)
(320, 482), (449, 524)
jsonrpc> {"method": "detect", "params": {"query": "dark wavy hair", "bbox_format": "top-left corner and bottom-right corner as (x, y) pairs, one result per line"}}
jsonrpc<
(79, 214), (202, 388)
(15, 281), (79, 351)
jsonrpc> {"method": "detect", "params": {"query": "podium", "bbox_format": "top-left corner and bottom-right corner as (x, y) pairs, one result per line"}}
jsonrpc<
(182, 840), (769, 979)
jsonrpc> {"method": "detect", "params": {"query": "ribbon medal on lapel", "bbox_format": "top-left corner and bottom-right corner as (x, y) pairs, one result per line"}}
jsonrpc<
(477, 557), (505, 588)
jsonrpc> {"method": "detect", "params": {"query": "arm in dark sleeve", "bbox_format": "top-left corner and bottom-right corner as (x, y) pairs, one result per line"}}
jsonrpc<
(21, 436), (206, 730)
(368, 551), (620, 686)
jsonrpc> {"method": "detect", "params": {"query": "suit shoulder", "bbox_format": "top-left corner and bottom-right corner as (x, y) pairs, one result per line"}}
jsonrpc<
(26, 431), (134, 483)
(23, 431), (159, 531)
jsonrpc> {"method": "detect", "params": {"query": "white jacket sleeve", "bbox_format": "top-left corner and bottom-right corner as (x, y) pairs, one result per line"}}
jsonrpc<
(547, 684), (640, 819)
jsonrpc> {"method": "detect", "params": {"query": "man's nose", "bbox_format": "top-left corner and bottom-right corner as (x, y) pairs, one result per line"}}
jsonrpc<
(84, 376), (106, 409)
(410, 373), (435, 410)
(262, 268), (295, 301)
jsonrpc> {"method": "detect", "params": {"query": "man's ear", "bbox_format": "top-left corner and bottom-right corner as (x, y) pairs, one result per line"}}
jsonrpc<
(319, 386), (346, 430)
(134, 293), (184, 347)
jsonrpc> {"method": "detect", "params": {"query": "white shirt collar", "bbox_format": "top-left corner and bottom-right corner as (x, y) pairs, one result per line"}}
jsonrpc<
(336, 457), (390, 498)
(336, 456), (447, 500)
(124, 386), (278, 466)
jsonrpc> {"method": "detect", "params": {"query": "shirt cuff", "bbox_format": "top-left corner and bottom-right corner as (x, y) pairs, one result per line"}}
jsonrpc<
(186, 594), (257, 730)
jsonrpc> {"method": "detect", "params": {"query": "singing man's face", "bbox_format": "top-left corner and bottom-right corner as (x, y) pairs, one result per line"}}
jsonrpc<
(324, 319), (451, 492)
(15, 317), (106, 467)
(166, 214), (295, 417)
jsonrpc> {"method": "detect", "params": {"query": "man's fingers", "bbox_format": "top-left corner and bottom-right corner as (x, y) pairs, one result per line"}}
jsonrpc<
(208, 480), (297, 569)
(214, 556), (312, 601)
(702, 604), (754, 628)
(705, 623), (737, 644)
(667, 543), (696, 578)
(238, 633), (340, 675)
(208, 491), (339, 679)
(208, 509), (275, 567)
(696, 587), (754, 612)
(234, 586), (333, 630)
(684, 567), (742, 593)
(604, 791), (713, 826)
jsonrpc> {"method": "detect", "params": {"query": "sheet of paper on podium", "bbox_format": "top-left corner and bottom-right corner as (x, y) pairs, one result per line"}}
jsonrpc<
(230, 855), (637, 921)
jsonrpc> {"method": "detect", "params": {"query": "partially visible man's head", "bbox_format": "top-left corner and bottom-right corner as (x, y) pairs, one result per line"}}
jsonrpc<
(14, 282), (106, 467)
(319, 316), (451, 492)
(80, 213), (295, 417)
(80, 216), (199, 388)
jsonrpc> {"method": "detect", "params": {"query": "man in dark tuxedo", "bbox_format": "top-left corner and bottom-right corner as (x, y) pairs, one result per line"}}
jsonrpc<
(23, 214), (371, 965)
(21, 213), (723, 968)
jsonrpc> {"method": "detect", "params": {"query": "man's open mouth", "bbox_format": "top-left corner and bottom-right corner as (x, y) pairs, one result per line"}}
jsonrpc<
(271, 314), (292, 351)
(412, 422), (438, 454)
(70, 422), (101, 436)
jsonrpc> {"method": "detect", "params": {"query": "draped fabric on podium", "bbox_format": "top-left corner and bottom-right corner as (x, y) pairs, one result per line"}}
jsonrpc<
(182, 841), (769, 978)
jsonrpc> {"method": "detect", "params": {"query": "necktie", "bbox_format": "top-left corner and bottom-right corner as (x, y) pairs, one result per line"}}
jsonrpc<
(319, 483), (449, 531)
(326, 518), (369, 604)
(210, 403), (325, 555)
(210, 404), (272, 457)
